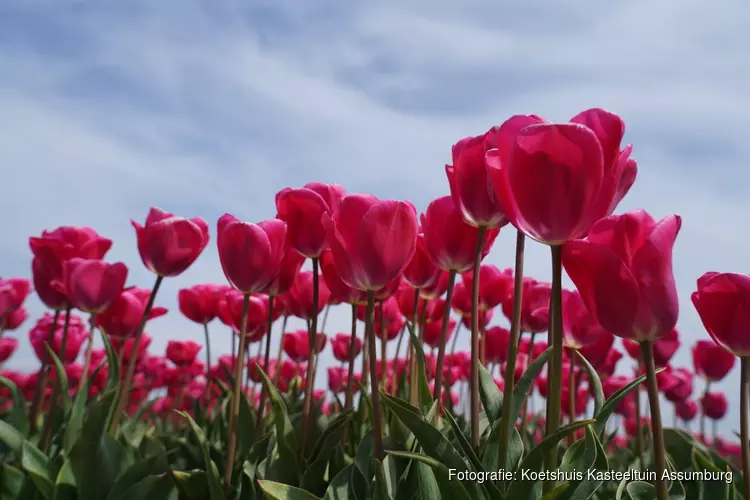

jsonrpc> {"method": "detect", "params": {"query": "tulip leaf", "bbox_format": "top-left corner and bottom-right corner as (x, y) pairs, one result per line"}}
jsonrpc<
(44, 343), (70, 413)
(574, 350), (604, 416)
(237, 390), (257, 462)
(105, 455), (168, 500)
(386, 451), (475, 500)
(21, 440), (56, 500)
(691, 449), (727, 500)
(373, 459), (393, 500)
(625, 481), (655, 500)
(541, 483), (570, 499)
(478, 362), (502, 424)
(178, 411), (223, 500)
(1, 463), (25, 498)
(257, 366), (301, 485)
(396, 459), (440, 500)
(99, 331), (121, 431)
(350, 432), (375, 500)
(557, 425), (608, 500)
(172, 470), (210, 500)
(323, 463), (353, 500)
(0, 418), (24, 453)
(593, 370), (662, 438)
(0, 376), (29, 437)
(109, 473), (176, 500)
(63, 384), (90, 455)
(52, 460), (76, 500)
(258, 480), (322, 500)
(509, 347), (552, 428)
(505, 419), (595, 498)
(301, 409), (354, 496)
(407, 323), (433, 416)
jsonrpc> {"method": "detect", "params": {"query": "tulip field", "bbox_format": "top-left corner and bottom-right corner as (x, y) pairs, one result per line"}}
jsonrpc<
(1, 108), (749, 500)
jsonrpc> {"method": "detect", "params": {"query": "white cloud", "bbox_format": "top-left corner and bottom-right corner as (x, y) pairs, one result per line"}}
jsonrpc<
(0, 0), (747, 433)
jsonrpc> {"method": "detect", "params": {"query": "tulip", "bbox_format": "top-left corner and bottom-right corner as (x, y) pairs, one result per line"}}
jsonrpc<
(676, 399), (698, 424)
(166, 340), (203, 367)
(0, 337), (18, 363)
(0, 277), (31, 333)
(692, 339), (736, 382)
(29, 312), (88, 365)
(332, 333), (362, 362)
(0, 307), (28, 333)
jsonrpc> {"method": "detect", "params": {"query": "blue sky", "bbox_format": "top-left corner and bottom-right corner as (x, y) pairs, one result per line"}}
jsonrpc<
(1, 0), (748, 433)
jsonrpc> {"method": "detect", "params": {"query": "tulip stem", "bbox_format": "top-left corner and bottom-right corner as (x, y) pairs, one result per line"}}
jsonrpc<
(522, 331), (535, 423)
(364, 291), (384, 460)
(231, 329), (236, 362)
(203, 322), (212, 407)
(256, 296), (275, 432)
(321, 303), (331, 335)
(469, 226), (488, 450)
(498, 230), (525, 477)
(634, 375), (644, 468)
(300, 257), (320, 457)
(543, 244), (563, 493)
(379, 302), (387, 391)
(433, 270), (457, 418)
(408, 289), (421, 407)
(567, 352), (576, 445)
(274, 315), (288, 387)
(29, 309), (61, 433)
(111, 275), (163, 435)
(392, 325), (407, 394)
(450, 321), (462, 357)
(41, 306), (72, 452)
(700, 380), (711, 439)
(77, 313), (98, 396)
(740, 356), (750, 500)
(342, 305), (359, 447)
(224, 292), (250, 498)
(641, 340), (668, 500)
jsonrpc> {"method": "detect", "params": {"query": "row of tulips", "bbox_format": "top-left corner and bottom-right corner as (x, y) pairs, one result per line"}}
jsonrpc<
(0, 107), (748, 500)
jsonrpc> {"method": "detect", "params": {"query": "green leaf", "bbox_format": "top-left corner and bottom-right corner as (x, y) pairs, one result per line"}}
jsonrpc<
(323, 463), (353, 500)
(509, 347), (552, 428)
(99, 331), (121, 431)
(542, 483), (570, 499)
(373, 459), (393, 500)
(558, 425), (608, 500)
(505, 419), (595, 498)
(478, 363), (502, 424)
(691, 449), (728, 500)
(574, 351), (604, 416)
(593, 370), (659, 437)
(106, 455), (168, 500)
(172, 470), (210, 500)
(625, 481), (655, 500)
(52, 460), (76, 500)
(22, 440), (56, 500)
(109, 473), (176, 500)
(396, 460), (440, 500)
(258, 480), (322, 500)
(0, 376), (29, 437)
(301, 409), (354, 496)
(237, 391), (257, 462)
(387, 451), (475, 500)
(68, 430), (130, 500)
(407, 323), (434, 416)
(63, 385), (89, 455)
(350, 433), (375, 500)
(178, 411), (223, 500)
(257, 367), (301, 485)
(45, 344), (70, 412)
(1, 463), (25, 499)
(0, 419), (23, 453)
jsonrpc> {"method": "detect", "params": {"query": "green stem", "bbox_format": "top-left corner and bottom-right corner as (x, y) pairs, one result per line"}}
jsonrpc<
(469, 226), (487, 450)
(41, 306), (72, 451)
(641, 340), (668, 500)
(273, 315), (288, 387)
(498, 230), (525, 475)
(77, 313), (98, 395)
(223, 292), (251, 498)
(343, 305), (358, 412)
(408, 290), (422, 407)
(203, 322), (212, 406)
(700, 380), (711, 439)
(567, 352), (576, 445)
(543, 244), (563, 493)
(111, 275), (163, 435)
(256, 295), (275, 432)
(365, 291), (384, 460)
(432, 270), (457, 413)
(28, 309), (60, 434)
(300, 257), (320, 457)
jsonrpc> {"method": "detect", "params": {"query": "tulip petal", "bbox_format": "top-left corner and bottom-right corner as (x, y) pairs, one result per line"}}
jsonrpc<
(562, 239), (639, 338)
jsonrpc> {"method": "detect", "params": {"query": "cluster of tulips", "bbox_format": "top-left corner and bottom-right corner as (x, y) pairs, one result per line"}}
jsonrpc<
(1, 107), (749, 500)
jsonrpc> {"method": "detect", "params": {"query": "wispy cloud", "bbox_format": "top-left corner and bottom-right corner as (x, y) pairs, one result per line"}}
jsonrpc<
(1, 0), (748, 432)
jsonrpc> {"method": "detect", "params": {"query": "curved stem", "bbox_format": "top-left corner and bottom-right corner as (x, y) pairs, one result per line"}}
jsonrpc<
(77, 313), (98, 395)
(321, 303), (331, 334)
(300, 257), (320, 457)
(432, 270), (457, 411)
(408, 288), (420, 406)
(469, 226), (487, 450)
(391, 325), (407, 394)
(498, 230), (525, 474)
(740, 356), (750, 500)
(256, 296), (275, 432)
(274, 315), (288, 387)
(522, 331), (534, 421)
(203, 322), (212, 406)
(111, 275), (163, 434)
(449, 321), (462, 357)
(343, 305), (358, 412)
(543, 244), (563, 493)
(223, 292), (251, 497)
(641, 340), (668, 500)
(365, 291), (384, 460)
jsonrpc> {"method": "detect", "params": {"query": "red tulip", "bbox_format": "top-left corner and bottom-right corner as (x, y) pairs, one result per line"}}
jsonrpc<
(424, 317), (456, 349)
(403, 233), (441, 290)
(320, 250), (367, 305)
(501, 278), (550, 333)
(562, 289), (608, 349)
(218, 291), (268, 335)
(97, 286), (168, 338)
(52, 258), (128, 314)
(331, 333), (362, 362)
(461, 265), (513, 311)
(700, 391), (728, 420)
(166, 340), (202, 366)
(460, 309), (493, 331)
(323, 193), (419, 291)
(602, 375), (635, 415)
(266, 247), (306, 297)
(283, 330), (326, 363)
(132, 207), (209, 277)
(275, 182), (347, 258)
(0, 307), (28, 332)
(676, 399), (698, 422)
(393, 282), (426, 318)
(217, 214), (287, 294)
(286, 271), (331, 320)
(421, 196), (498, 272)
(691, 339), (736, 382)
(483, 326), (510, 364)
(421, 271), (450, 299)
(178, 284), (224, 324)
(446, 134), (508, 228)
(577, 332), (616, 371)
(485, 108), (636, 245)
(0, 277), (31, 318)
(328, 366), (359, 393)
(0, 338), (18, 363)
(659, 367), (693, 403)
(111, 334), (152, 366)
(562, 210), (681, 342)
(692, 272), (750, 357)
(623, 329), (680, 367)
(29, 312), (88, 364)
